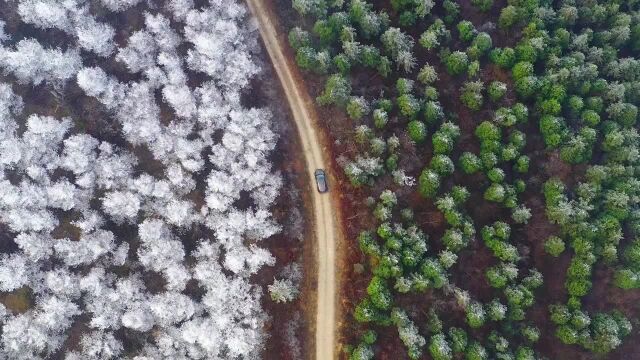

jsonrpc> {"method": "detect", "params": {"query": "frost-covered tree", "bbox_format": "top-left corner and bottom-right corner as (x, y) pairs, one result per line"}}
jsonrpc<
(149, 292), (196, 326)
(17, 0), (115, 56)
(99, 0), (143, 12)
(2, 296), (80, 359)
(269, 278), (300, 303)
(0, 1), (286, 358)
(102, 191), (141, 222)
(17, 0), (73, 31)
(184, 4), (259, 89)
(75, 18), (116, 56)
(0, 20), (9, 43)
(0, 39), (82, 85)
(0, 254), (31, 291)
(137, 219), (185, 271)
(116, 31), (157, 72)
(167, 0), (194, 20)
(54, 230), (116, 267)
(66, 331), (124, 360)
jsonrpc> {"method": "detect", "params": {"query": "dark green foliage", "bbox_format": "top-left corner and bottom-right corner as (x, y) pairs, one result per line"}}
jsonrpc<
(396, 78), (414, 95)
(457, 21), (476, 42)
(581, 110), (600, 126)
(442, 0), (460, 24)
(498, 5), (519, 28)
(539, 115), (567, 148)
(514, 155), (529, 173)
(313, 19), (339, 45)
(347, 96), (370, 120)
(471, 33), (493, 55)
(397, 94), (421, 118)
(515, 346), (535, 360)
(521, 326), (540, 343)
(544, 236), (565, 257)
(432, 123), (460, 155)
(359, 231), (381, 257)
(471, 0), (493, 12)
(373, 109), (388, 128)
(475, 121), (501, 142)
(488, 81), (507, 102)
(295, 47), (318, 71)
(399, 11), (417, 27)
(429, 333), (452, 360)
(448, 327), (467, 353)
(367, 276), (393, 310)
(445, 51), (469, 75)
(465, 342), (488, 360)
(515, 43), (537, 63)
(292, 0), (328, 18)
(466, 302), (486, 328)
(424, 101), (444, 124)
(288, 27), (311, 49)
(354, 298), (388, 324)
(407, 120), (427, 142)
(431, 155), (454, 176)
(417, 64), (438, 84)
(608, 102), (638, 127)
(419, 169), (440, 198)
(359, 45), (382, 67)
(317, 74), (352, 106)
(459, 152), (482, 174)
(487, 168), (505, 183)
(334, 53), (352, 73)
(490, 47), (516, 68)
(427, 309), (443, 334)
(515, 76), (539, 98)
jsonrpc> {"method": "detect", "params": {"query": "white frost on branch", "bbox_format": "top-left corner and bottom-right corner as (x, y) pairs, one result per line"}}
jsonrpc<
(0, 39), (82, 85)
(99, 0), (143, 12)
(18, 0), (115, 57)
(0, 20), (9, 43)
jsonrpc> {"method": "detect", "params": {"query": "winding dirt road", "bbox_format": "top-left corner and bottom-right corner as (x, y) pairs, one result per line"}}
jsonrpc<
(245, 1), (339, 359)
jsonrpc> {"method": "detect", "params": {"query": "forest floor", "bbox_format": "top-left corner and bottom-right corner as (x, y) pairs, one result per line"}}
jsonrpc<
(245, 0), (345, 359)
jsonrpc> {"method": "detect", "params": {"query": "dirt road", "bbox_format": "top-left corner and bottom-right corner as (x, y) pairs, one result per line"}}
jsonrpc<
(244, 1), (339, 359)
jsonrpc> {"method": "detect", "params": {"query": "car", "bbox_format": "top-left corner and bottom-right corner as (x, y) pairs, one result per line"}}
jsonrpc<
(314, 169), (328, 193)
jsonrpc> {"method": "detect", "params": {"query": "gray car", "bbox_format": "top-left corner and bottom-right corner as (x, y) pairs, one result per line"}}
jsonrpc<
(314, 169), (328, 193)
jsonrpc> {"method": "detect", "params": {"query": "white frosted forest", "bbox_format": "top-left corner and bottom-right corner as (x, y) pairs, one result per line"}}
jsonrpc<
(0, 0), (293, 358)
